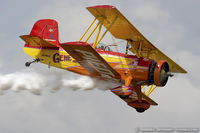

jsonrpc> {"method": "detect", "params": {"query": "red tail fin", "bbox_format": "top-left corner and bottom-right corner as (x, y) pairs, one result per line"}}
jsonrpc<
(30, 19), (59, 46)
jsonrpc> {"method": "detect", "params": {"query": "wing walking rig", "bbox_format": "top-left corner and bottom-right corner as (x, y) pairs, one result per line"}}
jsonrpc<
(20, 5), (187, 113)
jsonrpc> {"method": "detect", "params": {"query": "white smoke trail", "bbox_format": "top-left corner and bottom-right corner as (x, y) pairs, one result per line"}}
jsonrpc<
(62, 76), (116, 91)
(0, 71), (47, 95)
(0, 70), (117, 95)
(62, 76), (95, 91)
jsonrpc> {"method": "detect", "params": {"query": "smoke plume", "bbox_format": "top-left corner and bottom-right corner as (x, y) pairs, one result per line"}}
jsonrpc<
(0, 70), (116, 95)
(0, 71), (46, 95)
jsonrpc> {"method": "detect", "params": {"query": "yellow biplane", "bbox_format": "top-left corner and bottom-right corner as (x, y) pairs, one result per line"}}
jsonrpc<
(20, 5), (186, 113)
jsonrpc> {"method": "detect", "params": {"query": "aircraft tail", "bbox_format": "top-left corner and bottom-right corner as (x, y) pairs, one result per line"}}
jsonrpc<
(20, 19), (60, 48)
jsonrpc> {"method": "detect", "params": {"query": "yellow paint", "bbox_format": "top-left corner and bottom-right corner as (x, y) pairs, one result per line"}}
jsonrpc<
(95, 16), (118, 48)
(93, 18), (103, 48)
(23, 46), (146, 73)
(146, 85), (157, 96)
(84, 21), (100, 42)
(87, 6), (187, 73)
(79, 18), (96, 42)
(23, 46), (157, 106)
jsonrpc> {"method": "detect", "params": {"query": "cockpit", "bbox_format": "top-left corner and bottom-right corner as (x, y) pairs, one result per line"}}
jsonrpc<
(96, 43), (113, 51)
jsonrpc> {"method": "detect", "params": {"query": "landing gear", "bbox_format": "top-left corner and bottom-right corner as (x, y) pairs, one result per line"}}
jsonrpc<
(135, 108), (146, 113)
(25, 58), (40, 67)
(128, 100), (150, 113)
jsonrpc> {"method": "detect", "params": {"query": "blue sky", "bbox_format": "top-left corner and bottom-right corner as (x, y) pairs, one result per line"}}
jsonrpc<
(0, 0), (200, 133)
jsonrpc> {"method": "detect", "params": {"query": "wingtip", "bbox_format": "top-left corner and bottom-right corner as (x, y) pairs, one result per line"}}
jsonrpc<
(179, 68), (187, 74)
(183, 70), (188, 74)
(86, 5), (116, 9)
(19, 35), (27, 41)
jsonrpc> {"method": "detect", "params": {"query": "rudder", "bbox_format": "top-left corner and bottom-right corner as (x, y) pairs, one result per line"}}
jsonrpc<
(30, 19), (59, 46)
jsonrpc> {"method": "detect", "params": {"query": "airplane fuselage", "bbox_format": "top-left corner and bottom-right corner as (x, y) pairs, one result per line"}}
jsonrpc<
(23, 44), (152, 83)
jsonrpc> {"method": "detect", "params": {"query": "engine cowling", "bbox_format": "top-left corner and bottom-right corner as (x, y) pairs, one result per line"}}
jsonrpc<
(148, 60), (169, 86)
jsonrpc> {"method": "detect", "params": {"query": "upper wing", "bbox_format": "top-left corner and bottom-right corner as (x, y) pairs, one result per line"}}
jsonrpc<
(60, 41), (121, 83)
(87, 5), (187, 73)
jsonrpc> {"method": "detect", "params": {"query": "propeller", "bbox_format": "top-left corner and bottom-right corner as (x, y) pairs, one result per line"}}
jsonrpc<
(159, 62), (174, 86)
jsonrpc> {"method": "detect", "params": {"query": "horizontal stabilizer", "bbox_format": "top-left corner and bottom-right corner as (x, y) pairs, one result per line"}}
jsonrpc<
(20, 35), (57, 48)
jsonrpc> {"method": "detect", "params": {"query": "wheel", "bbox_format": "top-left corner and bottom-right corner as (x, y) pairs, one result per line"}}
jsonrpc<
(119, 95), (129, 99)
(135, 108), (146, 113)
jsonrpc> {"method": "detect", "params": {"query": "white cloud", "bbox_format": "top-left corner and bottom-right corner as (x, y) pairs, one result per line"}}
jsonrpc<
(126, 1), (185, 53)
(131, 2), (171, 23)
(172, 50), (200, 85)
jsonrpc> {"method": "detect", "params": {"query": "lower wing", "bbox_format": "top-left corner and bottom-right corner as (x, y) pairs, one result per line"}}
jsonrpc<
(60, 41), (121, 83)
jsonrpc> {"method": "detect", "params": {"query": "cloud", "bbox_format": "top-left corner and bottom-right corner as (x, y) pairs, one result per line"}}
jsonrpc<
(131, 2), (171, 23)
(125, 1), (185, 53)
(172, 50), (200, 86)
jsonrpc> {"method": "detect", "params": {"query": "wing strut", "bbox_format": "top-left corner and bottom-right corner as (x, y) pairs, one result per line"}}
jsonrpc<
(79, 18), (96, 41)
(146, 85), (157, 96)
(93, 16), (118, 48)
(93, 18), (104, 46)
(78, 14), (118, 48)
(83, 20), (101, 42)
(125, 40), (129, 55)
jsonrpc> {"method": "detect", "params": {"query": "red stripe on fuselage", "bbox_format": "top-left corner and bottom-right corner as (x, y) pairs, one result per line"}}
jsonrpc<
(24, 45), (152, 67)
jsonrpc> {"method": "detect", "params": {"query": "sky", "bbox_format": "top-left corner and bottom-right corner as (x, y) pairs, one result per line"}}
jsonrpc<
(0, 0), (200, 133)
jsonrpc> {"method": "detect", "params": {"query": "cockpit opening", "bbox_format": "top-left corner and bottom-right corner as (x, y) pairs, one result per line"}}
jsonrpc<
(96, 43), (114, 51)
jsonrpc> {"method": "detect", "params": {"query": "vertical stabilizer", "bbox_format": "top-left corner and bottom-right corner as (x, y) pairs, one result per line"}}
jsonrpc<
(30, 19), (59, 46)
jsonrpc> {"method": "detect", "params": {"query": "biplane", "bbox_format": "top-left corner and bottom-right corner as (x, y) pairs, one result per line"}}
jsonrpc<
(20, 5), (187, 113)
